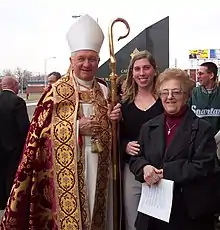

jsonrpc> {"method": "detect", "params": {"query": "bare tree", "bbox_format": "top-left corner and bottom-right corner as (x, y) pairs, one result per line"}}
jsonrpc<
(14, 68), (33, 92)
(1, 69), (13, 76)
(15, 68), (32, 79)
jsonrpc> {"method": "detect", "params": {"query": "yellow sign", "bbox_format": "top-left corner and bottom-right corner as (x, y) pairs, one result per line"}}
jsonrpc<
(189, 49), (208, 59)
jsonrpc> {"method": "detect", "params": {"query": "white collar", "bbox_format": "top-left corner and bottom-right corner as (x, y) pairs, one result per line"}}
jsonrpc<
(75, 76), (94, 89)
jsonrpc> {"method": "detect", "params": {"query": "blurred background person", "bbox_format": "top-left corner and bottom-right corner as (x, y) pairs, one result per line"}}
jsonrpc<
(116, 74), (127, 102)
(189, 62), (220, 134)
(0, 76), (30, 219)
(47, 71), (62, 85)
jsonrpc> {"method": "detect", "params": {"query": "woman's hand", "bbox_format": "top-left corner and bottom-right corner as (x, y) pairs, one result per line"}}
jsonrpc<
(125, 141), (140, 155)
(143, 165), (163, 186)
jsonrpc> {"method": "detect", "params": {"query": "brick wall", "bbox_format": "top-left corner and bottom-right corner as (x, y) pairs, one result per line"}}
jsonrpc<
(26, 85), (45, 93)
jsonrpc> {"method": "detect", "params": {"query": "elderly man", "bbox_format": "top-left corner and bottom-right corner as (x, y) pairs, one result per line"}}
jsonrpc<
(0, 76), (29, 219)
(1, 15), (120, 230)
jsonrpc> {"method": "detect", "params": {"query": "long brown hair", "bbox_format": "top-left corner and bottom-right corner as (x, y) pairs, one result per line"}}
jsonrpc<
(122, 50), (158, 103)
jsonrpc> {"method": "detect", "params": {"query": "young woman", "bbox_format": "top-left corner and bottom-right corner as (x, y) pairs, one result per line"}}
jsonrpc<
(120, 50), (164, 230)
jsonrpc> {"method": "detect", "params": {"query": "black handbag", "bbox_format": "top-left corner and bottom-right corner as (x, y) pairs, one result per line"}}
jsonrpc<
(183, 118), (220, 218)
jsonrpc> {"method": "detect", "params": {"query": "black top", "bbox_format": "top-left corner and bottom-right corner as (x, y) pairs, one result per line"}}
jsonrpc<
(129, 108), (216, 230)
(120, 98), (164, 163)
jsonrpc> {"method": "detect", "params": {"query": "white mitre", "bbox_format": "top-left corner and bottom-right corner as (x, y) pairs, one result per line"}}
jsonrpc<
(66, 14), (104, 54)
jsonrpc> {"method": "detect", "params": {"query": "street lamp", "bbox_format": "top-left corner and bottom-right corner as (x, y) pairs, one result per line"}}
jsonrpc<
(44, 56), (56, 88)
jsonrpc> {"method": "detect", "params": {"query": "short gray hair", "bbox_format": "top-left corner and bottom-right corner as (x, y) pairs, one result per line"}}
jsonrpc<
(71, 51), (77, 57)
(70, 50), (100, 59)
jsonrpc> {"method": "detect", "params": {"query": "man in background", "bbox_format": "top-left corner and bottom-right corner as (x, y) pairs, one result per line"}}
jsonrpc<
(0, 76), (30, 218)
(47, 71), (62, 85)
(189, 62), (220, 133)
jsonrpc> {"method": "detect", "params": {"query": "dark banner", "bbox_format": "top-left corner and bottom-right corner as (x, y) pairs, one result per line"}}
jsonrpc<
(97, 16), (169, 80)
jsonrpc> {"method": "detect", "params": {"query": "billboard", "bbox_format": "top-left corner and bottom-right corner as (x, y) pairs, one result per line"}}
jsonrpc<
(189, 49), (220, 60)
(189, 49), (209, 59)
(209, 49), (220, 59)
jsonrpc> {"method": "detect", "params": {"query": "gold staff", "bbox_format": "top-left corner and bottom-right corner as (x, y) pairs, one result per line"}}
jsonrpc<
(108, 18), (130, 230)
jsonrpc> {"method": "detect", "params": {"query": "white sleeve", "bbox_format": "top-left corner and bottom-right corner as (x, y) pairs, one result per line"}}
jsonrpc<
(98, 83), (109, 100)
(76, 119), (80, 160)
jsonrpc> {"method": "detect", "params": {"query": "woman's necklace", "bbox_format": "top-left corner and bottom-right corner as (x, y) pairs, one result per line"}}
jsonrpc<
(166, 121), (177, 135)
(135, 94), (156, 111)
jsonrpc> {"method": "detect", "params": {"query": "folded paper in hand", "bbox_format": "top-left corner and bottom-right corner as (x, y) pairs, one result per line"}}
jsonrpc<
(138, 179), (174, 223)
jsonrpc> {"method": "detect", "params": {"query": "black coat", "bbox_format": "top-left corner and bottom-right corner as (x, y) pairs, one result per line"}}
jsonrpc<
(0, 90), (30, 209)
(130, 108), (216, 230)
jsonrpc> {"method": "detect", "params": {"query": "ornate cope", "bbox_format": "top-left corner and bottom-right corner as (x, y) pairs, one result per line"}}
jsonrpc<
(0, 71), (112, 230)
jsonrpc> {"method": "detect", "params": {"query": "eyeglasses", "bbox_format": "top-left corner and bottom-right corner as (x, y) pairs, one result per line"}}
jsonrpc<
(159, 89), (185, 98)
(77, 56), (99, 63)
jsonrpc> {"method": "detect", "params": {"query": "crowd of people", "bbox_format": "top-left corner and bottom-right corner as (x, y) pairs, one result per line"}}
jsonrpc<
(0, 14), (220, 230)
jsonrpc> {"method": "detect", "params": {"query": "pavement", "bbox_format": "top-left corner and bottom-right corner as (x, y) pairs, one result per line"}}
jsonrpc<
(20, 93), (41, 120)
(26, 101), (38, 120)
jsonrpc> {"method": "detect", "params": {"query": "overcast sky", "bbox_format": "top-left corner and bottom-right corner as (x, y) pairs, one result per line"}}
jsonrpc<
(0, 0), (219, 75)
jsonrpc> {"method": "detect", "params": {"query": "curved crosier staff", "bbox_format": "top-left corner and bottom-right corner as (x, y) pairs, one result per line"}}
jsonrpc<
(108, 18), (130, 230)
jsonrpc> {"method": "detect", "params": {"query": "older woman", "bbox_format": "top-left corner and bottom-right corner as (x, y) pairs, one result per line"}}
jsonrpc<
(130, 68), (216, 230)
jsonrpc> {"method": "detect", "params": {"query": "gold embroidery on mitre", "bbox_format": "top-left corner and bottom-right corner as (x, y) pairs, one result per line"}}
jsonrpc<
(130, 48), (140, 59)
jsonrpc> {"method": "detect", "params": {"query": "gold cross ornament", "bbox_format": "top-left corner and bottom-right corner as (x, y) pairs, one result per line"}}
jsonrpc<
(130, 48), (140, 59)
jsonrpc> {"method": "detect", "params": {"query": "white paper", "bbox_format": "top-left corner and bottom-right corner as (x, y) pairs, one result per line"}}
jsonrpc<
(137, 179), (174, 223)
(215, 131), (220, 145)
